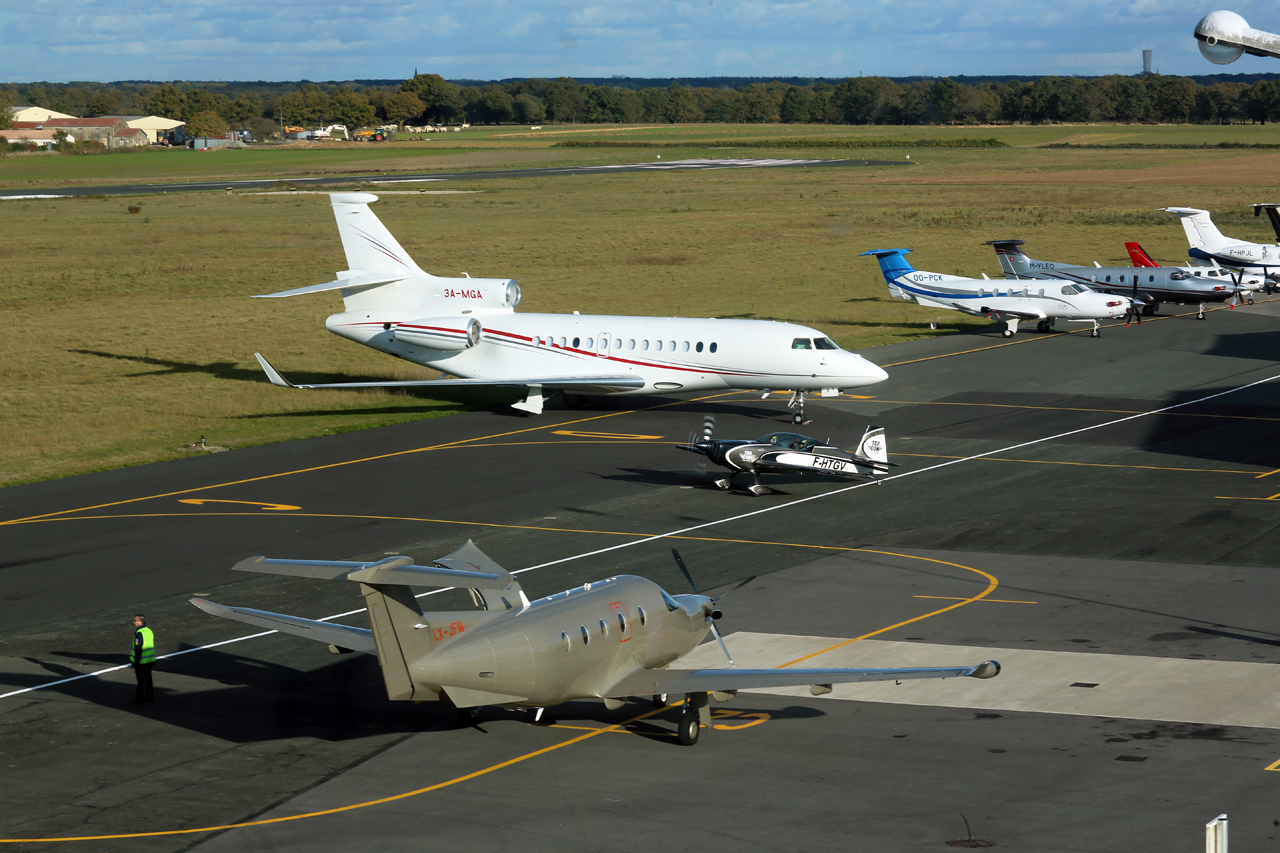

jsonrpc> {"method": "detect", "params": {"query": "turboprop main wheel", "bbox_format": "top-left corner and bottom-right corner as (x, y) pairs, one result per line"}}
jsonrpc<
(1036, 320), (1051, 333)
(1001, 328), (1014, 338)
(678, 710), (701, 746)
(1141, 304), (1157, 316)
(652, 693), (669, 707)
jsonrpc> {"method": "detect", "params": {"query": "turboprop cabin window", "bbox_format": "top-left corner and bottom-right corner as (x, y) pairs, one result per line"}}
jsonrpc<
(637, 606), (647, 627)
(792, 338), (812, 349)
(617, 612), (627, 634)
(580, 625), (590, 644)
(599, 618), (609, 638)
(561, 631), (571, 652)
(661, 589), (681, 612)
(814, 337), (838, 350)
(1149, 275), (1155, 282)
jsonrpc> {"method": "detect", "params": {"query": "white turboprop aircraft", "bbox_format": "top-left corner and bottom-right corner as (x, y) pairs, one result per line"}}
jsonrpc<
(253, 193), (888, 422)
(863, 248), (1128, 337)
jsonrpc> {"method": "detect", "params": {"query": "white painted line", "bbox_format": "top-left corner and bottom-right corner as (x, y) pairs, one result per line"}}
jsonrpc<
(0, 194), (69, 200)
(685, 634), (1280, 730)
(6, 370), (1278, 701)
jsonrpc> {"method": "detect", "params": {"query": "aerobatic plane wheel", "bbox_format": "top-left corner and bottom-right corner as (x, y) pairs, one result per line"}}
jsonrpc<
(678, 710), (701, 745)
(652, 693), (669, 707)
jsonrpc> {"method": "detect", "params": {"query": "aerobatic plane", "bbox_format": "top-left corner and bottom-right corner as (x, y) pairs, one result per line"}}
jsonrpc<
(252, 193), (888, 423)
(1163, 206), (1280, 286)
(192, 541), (999, 746)
(677, 415), (893, 495)
(863, 248), (1126, 337)
(985, 239), (1246, 318)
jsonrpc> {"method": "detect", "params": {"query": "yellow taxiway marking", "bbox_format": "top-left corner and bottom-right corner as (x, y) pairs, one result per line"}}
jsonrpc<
(177, 499), (300, 511)
(897, 452), (1254, 475)
(1217, 494), (1280, 501)
(1256, 469), (1280, 479)
(1265, 757), (1280, 772)
(0, 391), (740, 529)
(0, 541), (991, 842)
(551, 430), (663, 440)
(913, 595), (1036, 604)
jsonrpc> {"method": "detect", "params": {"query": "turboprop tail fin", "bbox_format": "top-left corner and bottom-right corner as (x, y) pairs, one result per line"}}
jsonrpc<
(984, 239), (1031, 275)
(1162, 207), (1231, 250)
(1125, 242), (1161, 268)
(860, 249), (916, 300)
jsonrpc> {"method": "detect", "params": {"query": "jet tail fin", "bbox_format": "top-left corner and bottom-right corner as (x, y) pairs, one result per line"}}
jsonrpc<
(330, 192), (425, 277)
(984, 239), (1030, 275)
(1125, 242), (1161, 267)
(1162, 207), (1231, 250)
(1253, 203), (1280, 241)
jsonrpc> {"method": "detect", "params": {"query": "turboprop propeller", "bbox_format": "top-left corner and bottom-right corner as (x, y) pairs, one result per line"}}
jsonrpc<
(671, 548), (756, 666)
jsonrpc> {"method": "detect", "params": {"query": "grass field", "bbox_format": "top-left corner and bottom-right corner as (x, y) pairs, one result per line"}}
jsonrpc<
(4, 124), (1280, 486)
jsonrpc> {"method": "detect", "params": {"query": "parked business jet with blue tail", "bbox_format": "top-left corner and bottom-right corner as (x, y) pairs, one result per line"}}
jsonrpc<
(253, 193), (888, 423)
(863, 248), (1127, 338)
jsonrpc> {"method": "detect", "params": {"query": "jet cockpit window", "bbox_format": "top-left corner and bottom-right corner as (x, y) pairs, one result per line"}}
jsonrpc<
(792, 338), (812, 350)
(660, 589), (681, 612)
(814, 337), (839, 350)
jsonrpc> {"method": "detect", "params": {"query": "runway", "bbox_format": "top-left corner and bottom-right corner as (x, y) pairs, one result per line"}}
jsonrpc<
(0, 157), (910, 199)
(2, 297), (1280, 852)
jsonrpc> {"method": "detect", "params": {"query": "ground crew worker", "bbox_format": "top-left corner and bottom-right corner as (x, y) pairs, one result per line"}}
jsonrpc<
(130, 614), (155, 703)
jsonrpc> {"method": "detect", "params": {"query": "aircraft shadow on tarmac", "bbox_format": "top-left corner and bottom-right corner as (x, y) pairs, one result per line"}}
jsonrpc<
(1203, 330), (1280, 362)
(9, 646), (827, 745)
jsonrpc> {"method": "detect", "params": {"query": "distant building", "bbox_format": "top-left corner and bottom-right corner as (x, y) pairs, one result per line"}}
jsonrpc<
(11, 117), (146, 148)
(8, 105), (75, 122)
(1, 127), (73, 149)
(105, 115), (185, 144)
(1143, 49), (1153, 75)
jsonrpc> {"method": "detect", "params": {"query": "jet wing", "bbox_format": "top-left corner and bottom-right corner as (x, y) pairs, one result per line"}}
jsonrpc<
(604, 660), (999, 698)
(191, 598), (377, 655)
(255, 353), (645, 394)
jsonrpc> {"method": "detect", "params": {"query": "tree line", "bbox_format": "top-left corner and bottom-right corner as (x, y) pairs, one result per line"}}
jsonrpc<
(5, 73), (1280, 132)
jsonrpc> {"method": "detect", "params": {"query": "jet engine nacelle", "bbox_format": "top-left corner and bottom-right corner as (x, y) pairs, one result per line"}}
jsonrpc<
(393, 317), (482, 351)
(1195, 10), (1280, 64)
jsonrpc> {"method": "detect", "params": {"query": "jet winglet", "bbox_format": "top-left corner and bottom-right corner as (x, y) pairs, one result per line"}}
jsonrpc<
(254, 353), (295, 388)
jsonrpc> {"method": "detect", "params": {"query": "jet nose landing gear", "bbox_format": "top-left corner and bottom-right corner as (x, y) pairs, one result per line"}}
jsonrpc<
(787, 391), (808, 425)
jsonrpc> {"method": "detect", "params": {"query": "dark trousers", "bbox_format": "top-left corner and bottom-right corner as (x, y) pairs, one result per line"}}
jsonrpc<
(134, 663), (153, 702)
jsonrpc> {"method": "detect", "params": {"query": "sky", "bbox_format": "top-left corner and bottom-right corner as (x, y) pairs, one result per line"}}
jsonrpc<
(3, 0), (1280, 84)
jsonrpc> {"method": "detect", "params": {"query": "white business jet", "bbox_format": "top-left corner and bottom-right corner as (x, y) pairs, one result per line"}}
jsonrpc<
(254, 193), (888, 423)
(863, 248), (1127, 337)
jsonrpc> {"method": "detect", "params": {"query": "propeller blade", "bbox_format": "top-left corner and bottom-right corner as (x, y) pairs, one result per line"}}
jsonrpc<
(701, 414), (716, 442)
(710, 621), (735, 667)
(711, 575), (757, 603)
(671, 548), (699, 595)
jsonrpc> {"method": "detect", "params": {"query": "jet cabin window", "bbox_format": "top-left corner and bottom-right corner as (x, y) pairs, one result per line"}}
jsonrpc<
(661, 589), (681, 612)
(792, 338), (812, 350)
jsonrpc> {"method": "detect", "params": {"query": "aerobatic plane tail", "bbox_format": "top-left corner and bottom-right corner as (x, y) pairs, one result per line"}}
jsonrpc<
(853, 425), (890, 475)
